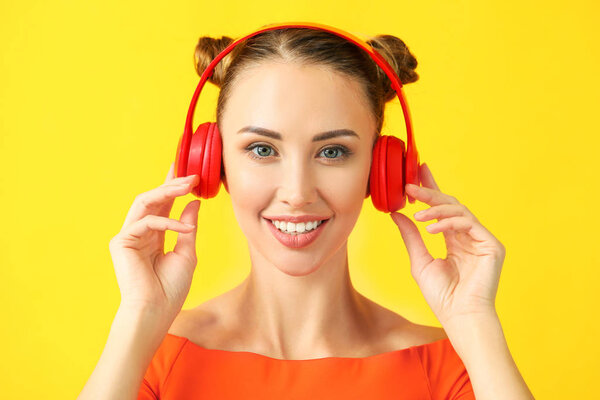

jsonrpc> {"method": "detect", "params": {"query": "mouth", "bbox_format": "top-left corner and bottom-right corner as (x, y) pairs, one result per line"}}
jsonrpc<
(262, 216), (330, 231)
(262, 216), (330, 249)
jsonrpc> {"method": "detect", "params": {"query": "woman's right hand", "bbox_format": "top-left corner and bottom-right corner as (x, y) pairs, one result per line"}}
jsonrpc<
(108, 162), (201, 318)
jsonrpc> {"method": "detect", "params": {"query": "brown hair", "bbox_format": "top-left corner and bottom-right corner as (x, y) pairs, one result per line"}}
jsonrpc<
(193, 27), (419, 143)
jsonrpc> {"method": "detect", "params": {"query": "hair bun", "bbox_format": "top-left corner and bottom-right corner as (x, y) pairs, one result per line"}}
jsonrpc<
(193, 36), (236, 87)
(367, 35), (419, 102)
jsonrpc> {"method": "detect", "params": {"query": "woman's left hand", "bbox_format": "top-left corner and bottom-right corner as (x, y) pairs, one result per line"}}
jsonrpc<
(390, 163), (505, 326)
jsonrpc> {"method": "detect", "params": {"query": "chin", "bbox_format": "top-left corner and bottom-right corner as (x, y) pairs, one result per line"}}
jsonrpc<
(274, 263), (323, 277)
(245, 214), (352, 277)
(260, 249), (323, 276)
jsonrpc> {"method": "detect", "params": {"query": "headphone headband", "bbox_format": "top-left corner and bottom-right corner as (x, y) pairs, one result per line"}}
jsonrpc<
(180, 21), (418, 185)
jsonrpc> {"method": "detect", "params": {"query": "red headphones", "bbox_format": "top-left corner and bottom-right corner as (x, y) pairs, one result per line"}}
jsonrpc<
(174, 21), (421, 213)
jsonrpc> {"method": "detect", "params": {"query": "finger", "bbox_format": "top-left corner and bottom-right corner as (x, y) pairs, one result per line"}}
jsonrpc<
(173, 200), (201, 262)
(421, 163), (440, 191)
(424, 215), (491, 243)
(122, 177), (199, 229)
(124, 214), (196, 240)
(165, 168), (200, 187)
(161, 174), (200, 188)
(165, 162), (200, 186)
(390, 212), (434, 279)
(405, 183), (459, 207)
(165, 162), (176, 183)
(413, 204), (474, 222)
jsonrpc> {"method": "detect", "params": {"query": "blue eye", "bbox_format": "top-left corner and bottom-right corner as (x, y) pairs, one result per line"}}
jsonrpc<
(249, 144), (274, 158)
(245, 143), (352, 163)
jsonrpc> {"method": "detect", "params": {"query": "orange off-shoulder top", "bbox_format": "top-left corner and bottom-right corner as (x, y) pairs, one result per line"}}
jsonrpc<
(138, 333), (475, 399)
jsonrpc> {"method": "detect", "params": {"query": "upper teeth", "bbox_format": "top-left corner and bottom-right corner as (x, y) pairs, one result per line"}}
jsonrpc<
(271, 220), (323, 234)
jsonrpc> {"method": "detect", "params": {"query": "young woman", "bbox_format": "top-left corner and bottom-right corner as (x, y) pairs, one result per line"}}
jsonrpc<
(78, 27), (534, 399)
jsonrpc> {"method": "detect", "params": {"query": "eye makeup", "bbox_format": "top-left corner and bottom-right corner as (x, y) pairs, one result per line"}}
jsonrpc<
(244, 142), (353, 164)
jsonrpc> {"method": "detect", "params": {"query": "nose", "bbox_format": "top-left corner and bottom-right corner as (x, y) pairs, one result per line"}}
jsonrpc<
(277, 158), (318, 209)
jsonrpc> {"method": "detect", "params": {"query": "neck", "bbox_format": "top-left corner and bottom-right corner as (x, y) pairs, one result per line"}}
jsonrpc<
(232, 241), (375, 359)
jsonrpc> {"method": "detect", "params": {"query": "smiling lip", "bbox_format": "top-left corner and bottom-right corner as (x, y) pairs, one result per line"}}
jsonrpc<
(264, 217), (329, 249)
(262, 215), (331, 223)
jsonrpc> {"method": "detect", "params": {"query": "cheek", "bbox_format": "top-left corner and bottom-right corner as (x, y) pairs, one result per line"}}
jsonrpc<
(225, 166), (273, 240)
(224, 157), (275, 219)
(235, 166), (275, 198)
(320, 158), (371, 209)
(222, 147), (270, 197)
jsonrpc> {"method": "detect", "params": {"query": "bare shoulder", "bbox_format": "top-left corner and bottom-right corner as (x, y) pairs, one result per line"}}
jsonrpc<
(407, 322), (449, 344)
(167, 292), (245, 350)
(384, 316), (449, 350)
(169, 291), (449, 353)
(167, 301), (221, 345)
(362, 295), (448, 349)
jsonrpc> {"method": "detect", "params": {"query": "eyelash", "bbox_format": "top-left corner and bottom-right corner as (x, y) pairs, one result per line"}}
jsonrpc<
(244, 143), (353, 163)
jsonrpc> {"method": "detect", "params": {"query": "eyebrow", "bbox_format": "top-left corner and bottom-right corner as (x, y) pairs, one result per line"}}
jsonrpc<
(236, 126), (360, 142)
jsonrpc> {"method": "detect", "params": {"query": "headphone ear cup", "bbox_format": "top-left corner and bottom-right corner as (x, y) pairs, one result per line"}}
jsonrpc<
(182, 122), (223, 199)
(369, 135), (407, 213)
(174, 131), (187, 178)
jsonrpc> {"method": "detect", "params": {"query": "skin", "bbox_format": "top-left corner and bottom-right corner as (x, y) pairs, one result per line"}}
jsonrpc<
(168, 60), (447, 360)
(81, 56), (533, 399)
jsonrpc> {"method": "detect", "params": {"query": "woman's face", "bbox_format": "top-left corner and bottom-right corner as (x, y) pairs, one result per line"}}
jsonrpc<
(219, 61), (376, 276)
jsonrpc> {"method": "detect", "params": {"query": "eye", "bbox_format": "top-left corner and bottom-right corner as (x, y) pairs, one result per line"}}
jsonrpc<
(244, 143), (353, 163)
(320, 147), (347, 160)
(248, 143), (275, 159)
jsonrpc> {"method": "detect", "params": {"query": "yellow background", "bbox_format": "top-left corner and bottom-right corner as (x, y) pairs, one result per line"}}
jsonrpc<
(1, 0), (598, 398)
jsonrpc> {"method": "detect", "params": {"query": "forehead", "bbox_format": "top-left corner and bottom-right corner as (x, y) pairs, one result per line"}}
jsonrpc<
(221, 61), (374, 139)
